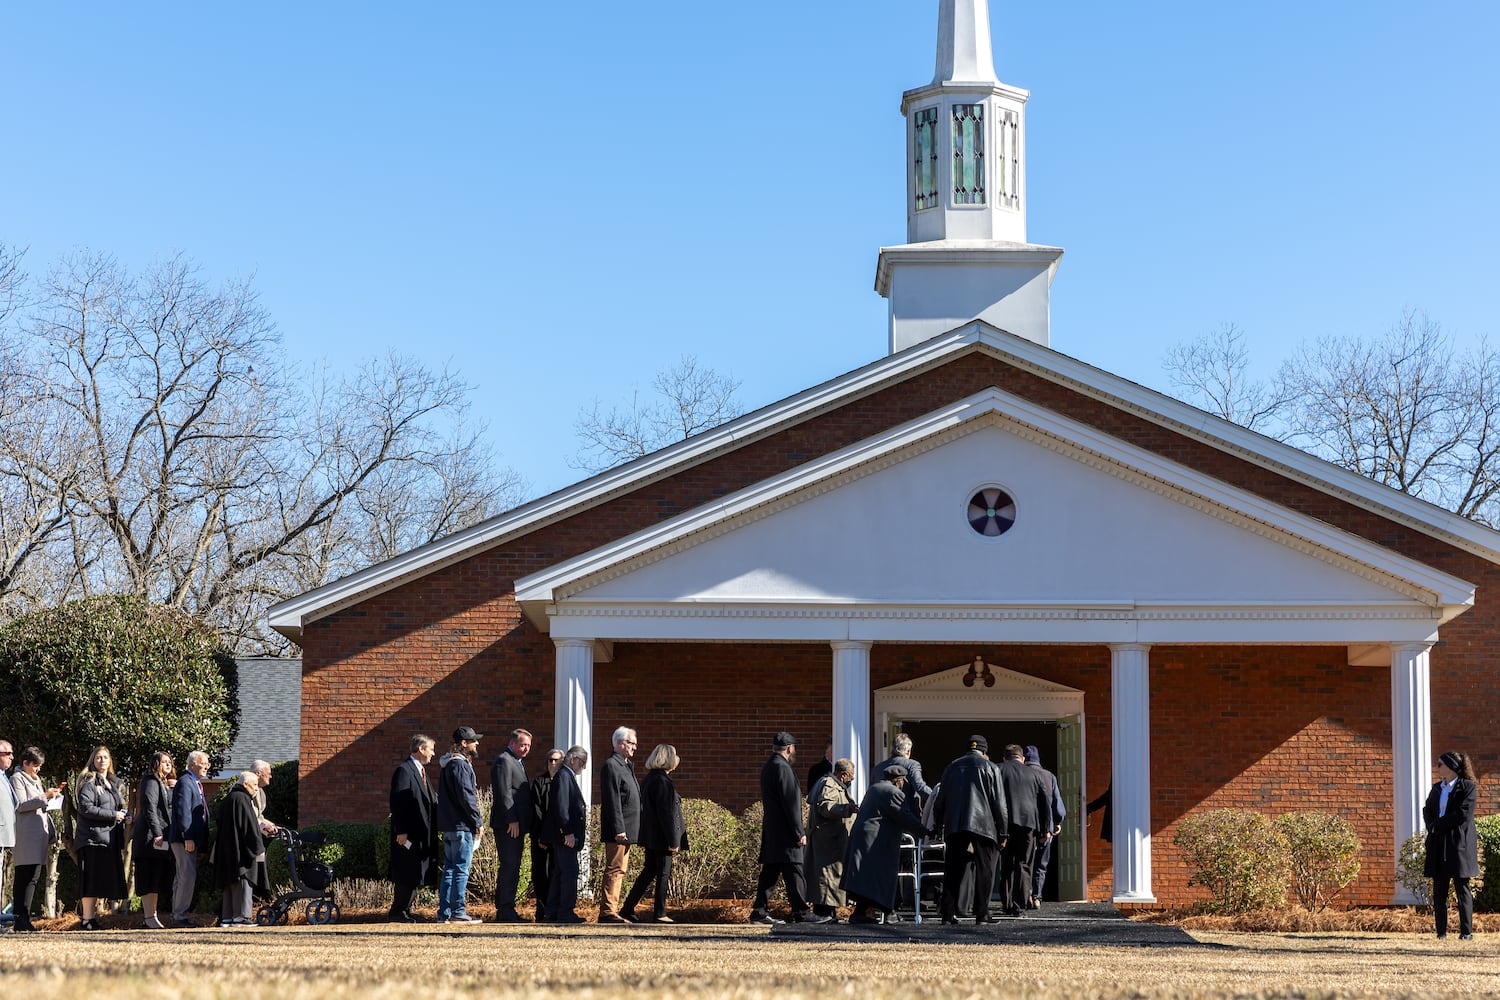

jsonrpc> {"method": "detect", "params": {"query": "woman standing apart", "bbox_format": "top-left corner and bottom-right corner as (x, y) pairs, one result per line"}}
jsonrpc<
(75, 746), (129, 930)
(621, 744), (687, 923)
(9, 747), (62, 932)
(1423, 750), (1479, 941)
(133, 752), (177, 929)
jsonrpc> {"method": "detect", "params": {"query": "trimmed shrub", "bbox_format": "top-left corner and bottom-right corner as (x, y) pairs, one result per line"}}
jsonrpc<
(266, 760), (298, 829)
(1276, 812), (1361, 911)
(669, 799), (747, 901)
(0, 595), (238, 781)
(1401, 815), (1496, 910)
(1478, 815), (1500, 913)
(1174, 808), (1289, 913)
(1397, 831), (1430, 904)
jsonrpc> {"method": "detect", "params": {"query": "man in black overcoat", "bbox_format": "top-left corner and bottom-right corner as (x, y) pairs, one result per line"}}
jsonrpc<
(388, 734), (438, 922)
(490, 728), (533, 922)
(840, 764), (928, 924)
(529, 749), (563, 920)
(1025, 744), (1065, 906)
(214, 772), (269, 926)
(931, 735), (1008, 924)
(540, 745), (588, 924)
(750, 731), (830, 925)
(996, 743), (1052, 916)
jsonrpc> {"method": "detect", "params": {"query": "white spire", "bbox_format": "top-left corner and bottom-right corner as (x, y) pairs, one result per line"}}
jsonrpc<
(934, 0), (1000, 84)
(875, 1), (1063, 354)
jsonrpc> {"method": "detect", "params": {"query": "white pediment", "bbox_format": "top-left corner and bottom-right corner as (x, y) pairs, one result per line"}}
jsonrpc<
(516, 388), (1474, 644)
(875, 658), (1086, 721)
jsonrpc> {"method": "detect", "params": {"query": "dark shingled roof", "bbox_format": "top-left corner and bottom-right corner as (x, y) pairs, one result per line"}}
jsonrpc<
(222, 657), (301, 774)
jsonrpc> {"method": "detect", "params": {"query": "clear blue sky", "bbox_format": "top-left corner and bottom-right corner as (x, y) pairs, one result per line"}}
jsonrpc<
(6, 2), (1497, 498)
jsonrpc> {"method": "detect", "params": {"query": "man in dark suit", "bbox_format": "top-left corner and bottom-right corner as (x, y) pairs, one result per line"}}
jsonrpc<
(490, 728), (533, 922)
(750, 731), (831, 925)
(932, 735), (1007, 924)
(540, 745), (588, 924)
(388, 734), (437, 922)
(598, 726), (640, 923)
(168, 749), (210, 926)
(996, 743), (1052, 916)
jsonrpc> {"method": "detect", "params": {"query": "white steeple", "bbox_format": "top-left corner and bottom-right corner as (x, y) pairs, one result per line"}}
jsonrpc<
(875, 0), (1063, 353)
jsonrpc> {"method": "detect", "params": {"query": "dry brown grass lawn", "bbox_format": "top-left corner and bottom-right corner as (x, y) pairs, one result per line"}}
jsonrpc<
(2, 918), (1497, 999)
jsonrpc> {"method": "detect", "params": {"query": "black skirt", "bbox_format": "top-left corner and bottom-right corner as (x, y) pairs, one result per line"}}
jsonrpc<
(134, 843), (176, 897)
(79, 844), (128, 899)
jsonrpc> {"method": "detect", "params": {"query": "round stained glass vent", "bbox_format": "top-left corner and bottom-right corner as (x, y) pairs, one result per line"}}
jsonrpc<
(967, 486), (1016, 537)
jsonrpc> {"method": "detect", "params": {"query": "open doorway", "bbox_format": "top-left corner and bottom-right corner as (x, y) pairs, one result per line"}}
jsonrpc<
(900, 719), (1064, 902)
(874, 658), (1087, 901)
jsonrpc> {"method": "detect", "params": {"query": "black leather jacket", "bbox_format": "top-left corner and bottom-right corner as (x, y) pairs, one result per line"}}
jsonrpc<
(932, 751), (1009, 842)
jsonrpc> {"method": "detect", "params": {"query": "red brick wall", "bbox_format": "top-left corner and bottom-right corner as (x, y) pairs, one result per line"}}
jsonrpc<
(296, 350), (1500, 904)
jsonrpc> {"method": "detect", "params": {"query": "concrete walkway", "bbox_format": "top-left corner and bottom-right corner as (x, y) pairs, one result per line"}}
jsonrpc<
(772, 901), (1203, 947)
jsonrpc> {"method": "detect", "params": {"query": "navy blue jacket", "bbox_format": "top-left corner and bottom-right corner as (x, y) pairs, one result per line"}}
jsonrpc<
(437, 753), (481, 833)
(169, 771), (208, 845)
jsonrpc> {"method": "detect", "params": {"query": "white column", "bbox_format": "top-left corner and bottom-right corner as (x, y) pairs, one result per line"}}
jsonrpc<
(831, 641), (873, 802)
(554, 637), (596, 895)
(1110, 642), (1154, 903)
(1391, 641), (1433, 904)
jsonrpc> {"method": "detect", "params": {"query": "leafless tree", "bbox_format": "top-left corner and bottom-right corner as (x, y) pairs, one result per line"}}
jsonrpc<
(1274, 311), (1500, 523)
(1162, 323), (1288, 432)
(573, 355), (743, 473)
(0, 250), (526, 651)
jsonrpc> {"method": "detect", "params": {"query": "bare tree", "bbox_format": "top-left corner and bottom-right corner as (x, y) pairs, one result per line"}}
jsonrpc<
(1162, 323), (1288, 432)
(1275, 311), (1500, 523)
(573, 355), (743, 473)
(0, 250), (526, 650)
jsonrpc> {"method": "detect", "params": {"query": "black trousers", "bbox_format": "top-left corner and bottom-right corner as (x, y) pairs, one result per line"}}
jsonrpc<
(623, 848), (675, 917)
(531, 840), (552, 918)
(943, 832), (999, 919)
(545, 846), (581, 920)
(1433, 875), (1474, 937)
(12, 863), (43, 930)
(999, 826), (1037, 913)
(495, 828), (525, 917)
(752, 861), (809, 916)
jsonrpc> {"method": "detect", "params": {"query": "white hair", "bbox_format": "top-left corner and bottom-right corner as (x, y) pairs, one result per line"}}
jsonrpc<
(612, 727), (636, 748)
(893, 733), (913, 756)
(238, 770), (258, 789)
(187, 750), (209, 768)
(565, 745), (589, 765)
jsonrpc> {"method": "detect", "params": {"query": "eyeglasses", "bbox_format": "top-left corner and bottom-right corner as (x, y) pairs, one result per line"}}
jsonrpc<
(0, 750), (13, 756)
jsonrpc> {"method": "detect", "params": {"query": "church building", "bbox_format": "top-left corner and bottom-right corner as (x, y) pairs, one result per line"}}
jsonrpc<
(271, 1), (1498, 906)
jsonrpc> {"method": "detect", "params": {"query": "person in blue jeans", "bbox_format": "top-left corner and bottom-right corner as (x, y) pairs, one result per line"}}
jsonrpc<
(436, 726), (485, 923)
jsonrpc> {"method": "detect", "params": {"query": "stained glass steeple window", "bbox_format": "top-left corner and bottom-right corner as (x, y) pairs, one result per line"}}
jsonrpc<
(952, 104), (985, 206)
(914, 107), (939, 211)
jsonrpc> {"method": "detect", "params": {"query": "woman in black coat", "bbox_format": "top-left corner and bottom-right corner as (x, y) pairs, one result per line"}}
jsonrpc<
(75, 745), (129, 930)
(621, 743), (687, 923)
(132, 751), (177, 929)
(1423, 750), (1480, 940)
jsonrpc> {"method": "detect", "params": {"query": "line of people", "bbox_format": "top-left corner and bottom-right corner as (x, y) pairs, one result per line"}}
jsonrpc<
(0, 737), (280, 932)
(752, 731), (1065, 925)
(388, 725), (687, 925)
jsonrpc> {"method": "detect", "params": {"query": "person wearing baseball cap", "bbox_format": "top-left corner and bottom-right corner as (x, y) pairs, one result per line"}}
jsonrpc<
(930, 734), (1008, 925)
(436, 726), (484, 923)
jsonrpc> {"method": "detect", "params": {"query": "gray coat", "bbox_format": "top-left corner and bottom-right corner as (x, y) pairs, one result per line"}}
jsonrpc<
(0, 767), (14, 850)
(10, 770), (57, 866)
(839, 780), (926, 910)
(74, 772), (127, 850)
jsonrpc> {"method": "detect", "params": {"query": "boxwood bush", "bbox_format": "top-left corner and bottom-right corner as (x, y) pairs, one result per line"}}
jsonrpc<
(1174, 808), (1290, 913)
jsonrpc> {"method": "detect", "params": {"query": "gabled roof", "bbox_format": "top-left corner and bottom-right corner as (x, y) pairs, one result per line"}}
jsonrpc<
(268, 322), (1500, 641)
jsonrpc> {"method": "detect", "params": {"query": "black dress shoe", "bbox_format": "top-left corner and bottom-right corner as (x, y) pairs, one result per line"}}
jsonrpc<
(939, 912), (959, 926)
(749, 912), (783, 925)
(848, 913), (882, 925)
(1460, 933), (1473, 940)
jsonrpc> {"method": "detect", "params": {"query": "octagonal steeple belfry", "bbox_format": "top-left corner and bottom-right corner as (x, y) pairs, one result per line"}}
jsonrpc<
(875, 0), (1063, 354)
